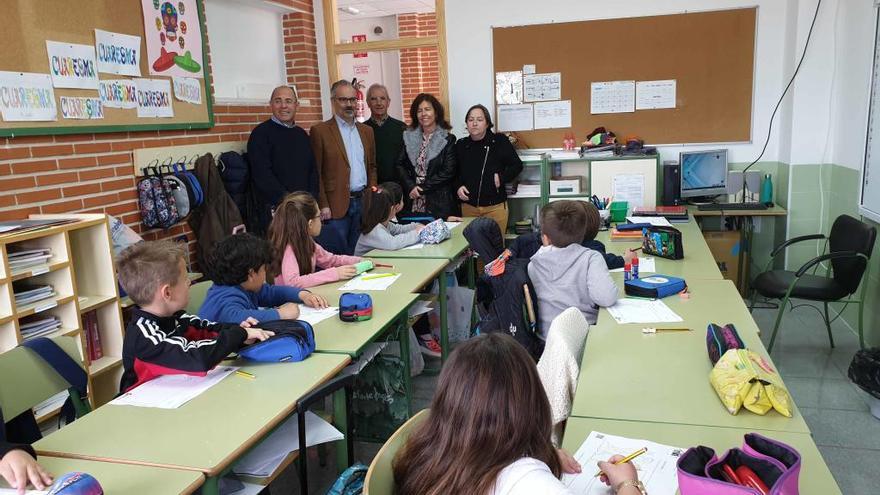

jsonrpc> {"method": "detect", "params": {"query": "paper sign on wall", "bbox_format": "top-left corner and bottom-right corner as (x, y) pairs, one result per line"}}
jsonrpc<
(135, 78), (174, 117)
(95, 29), (142, 77)
(523, 72), (561, 102)
(141, 0), (205, 78)
(636, 79), (676, 110)
(534, 100), (571, 129)
(46, 41), (99, 89)
(612, 174), (646, 207)
(495, 71), (523, 105)
(497, 104), (533, 132)
(0, 72), (57, 121)
(523, 64), (536, 75)
(173, 77), (201, 104)
(591, 80), (635, 114)
(60, 97), (104, 120)
(99, 79), (138, 109)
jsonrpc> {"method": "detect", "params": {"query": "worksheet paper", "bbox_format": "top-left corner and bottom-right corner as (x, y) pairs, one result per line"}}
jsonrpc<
(610, 258), (656, 273)
(523, 72), (562, 102)
(636, 79), (676, 110)
(561, 431), (682, 494)
(626, 216), (673, 227)
(497, 104), (534, 131)
(297, 306), (339, 326)
(445, 221), (461, 230)
(338, 273), (401, 291)
(110, 366), (237, 409)
(606, 299), (683, 324)
(612, 174), (646, 208)
(534, 100), (572, 129)
(591, 80), (635, 114)
(401, 243), (426, 250)
(495, 71), (523, 105)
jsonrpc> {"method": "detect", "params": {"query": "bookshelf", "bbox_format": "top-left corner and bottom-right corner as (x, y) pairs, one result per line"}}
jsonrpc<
(0, 214), (125, 413)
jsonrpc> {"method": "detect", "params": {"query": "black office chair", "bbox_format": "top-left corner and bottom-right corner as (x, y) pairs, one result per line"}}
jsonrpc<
(749, 214), (876, 353)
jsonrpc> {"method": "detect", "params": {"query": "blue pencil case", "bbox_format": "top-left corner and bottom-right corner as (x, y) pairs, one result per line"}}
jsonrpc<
(616, 222), (653, 231)
(624, 275), (687, 299)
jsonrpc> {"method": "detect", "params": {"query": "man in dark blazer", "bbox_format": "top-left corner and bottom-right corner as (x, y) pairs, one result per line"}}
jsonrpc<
(310, 80), (377, 255)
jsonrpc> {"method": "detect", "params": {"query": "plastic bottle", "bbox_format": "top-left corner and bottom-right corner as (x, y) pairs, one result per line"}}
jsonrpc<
(760, 174), (773, 204)
(632, 256), (640, 279)
(624, 262), (632, 282)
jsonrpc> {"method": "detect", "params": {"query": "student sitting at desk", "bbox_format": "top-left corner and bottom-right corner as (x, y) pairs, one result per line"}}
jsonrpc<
(393, 333), (644, 494)
(1, 440), (52, 494)
(199, 233), (329, 324)
(354, 183), (424, 256)
(116, 241), (273, 393)
(528, 201), (619, 336)
(509, 201), (634, 270)
(269, 191), (363, 289)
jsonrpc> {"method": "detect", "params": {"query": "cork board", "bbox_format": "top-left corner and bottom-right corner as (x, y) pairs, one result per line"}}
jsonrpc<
(0, 0), (212, 136)
(492, 7), (756, 147)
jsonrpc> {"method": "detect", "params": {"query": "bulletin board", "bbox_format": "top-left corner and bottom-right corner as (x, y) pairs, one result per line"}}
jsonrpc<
(492, 7), (756, 147)
(0, 0), (213, 136)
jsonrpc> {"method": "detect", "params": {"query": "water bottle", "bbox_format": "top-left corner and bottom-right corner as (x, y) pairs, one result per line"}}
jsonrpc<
(760, 174), (773, 205)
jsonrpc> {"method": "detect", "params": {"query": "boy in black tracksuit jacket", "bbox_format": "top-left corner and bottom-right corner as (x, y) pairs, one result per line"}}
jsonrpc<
(116, 240), (274, 394)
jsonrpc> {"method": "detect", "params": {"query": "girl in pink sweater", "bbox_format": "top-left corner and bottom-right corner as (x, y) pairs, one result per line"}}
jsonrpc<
(269, 192), (362, 288)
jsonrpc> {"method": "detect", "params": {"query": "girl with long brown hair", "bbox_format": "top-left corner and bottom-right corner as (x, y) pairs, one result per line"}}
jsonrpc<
(268, 191), (362, 289)
(393, 333), (645, 494)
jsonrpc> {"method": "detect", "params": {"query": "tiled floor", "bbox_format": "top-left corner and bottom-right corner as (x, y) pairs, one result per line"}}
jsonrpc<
(267, 301), (878, 494)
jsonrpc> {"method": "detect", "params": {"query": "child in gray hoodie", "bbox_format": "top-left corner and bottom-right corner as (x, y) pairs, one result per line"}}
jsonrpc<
(354, 183), (424, 256)
(528, 200), (619, 338)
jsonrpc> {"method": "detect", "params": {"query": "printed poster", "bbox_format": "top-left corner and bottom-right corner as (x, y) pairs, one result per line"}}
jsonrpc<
(352, 34), (367, 58)
(99, 79), (139, 109)
(135, 78), (174, 117)
(46, 41), (99, 89)
(95, 29), (142, 77)
(172, 76), (201, 104)
(141, 0), (205, 78)
(523, 72), (561, 102)
(0, 71), (57, 121)
(60, 97), (104, 120)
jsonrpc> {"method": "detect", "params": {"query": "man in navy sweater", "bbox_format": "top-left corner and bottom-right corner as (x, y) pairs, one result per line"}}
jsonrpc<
(247, 86), (319, 210)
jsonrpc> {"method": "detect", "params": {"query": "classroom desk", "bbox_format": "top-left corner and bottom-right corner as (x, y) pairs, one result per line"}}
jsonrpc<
(570, 279), (810, 434)
(365, 218), (476, 363)
(561, 417), (841, 495)
(0, 457), (205, 494)
(34, 353), (350, 495)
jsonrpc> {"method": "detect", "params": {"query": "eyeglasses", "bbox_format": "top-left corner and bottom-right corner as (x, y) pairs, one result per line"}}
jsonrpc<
(334, 97), (357, 104)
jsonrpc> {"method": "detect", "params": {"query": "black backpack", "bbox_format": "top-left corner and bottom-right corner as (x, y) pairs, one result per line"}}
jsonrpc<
(476, 258), (544, 361)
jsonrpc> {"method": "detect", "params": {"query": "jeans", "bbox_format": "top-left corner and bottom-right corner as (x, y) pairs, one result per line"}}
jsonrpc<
(316, 196), (362, 255)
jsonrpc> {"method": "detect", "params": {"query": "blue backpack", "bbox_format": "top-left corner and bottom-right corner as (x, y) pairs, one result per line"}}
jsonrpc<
(238, 320), (315, 362)
(326, 463), (368, 495)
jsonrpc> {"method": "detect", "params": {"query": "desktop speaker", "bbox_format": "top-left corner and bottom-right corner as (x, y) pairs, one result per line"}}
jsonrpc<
(662, 161), (681, 206)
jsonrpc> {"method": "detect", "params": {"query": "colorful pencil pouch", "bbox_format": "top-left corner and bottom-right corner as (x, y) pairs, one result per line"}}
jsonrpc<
(707, 323), (746, 365)
(642, 226), (684, 259)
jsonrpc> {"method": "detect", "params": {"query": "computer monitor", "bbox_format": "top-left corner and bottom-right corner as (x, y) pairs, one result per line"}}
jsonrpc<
(679, 149), (728, 199)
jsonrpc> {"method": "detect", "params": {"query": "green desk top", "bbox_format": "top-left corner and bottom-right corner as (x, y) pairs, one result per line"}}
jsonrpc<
(571, 279), (810, 434)
(561, 417), (839, 495)
(596, 216), (722, 281)
(34, 353), (350, 475)
(365, 218), (474, 260)
(307, 259), (446, 356)
(1, 457), (205, 494)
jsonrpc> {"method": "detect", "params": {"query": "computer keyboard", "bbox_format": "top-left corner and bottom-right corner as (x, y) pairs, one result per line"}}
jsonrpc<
(697, 202), (768, 211)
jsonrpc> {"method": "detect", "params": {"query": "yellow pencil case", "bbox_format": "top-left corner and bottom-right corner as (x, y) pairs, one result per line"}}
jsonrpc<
(709, 348), (793, 417)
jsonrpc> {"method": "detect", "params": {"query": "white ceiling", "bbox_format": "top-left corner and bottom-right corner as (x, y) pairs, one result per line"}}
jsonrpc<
(337, 0), (434, 20)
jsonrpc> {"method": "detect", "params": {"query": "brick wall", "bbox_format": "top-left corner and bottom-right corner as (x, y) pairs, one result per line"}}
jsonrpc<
(398, 13), (440, 125)
(0, 1), (323, 265)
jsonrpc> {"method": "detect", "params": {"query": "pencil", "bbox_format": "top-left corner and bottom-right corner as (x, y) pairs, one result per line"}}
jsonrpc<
(374, 263), (395, 268)
(362, 272), (397, 280)
(235, 370), (256, 379)
(595, 447), (647, 477)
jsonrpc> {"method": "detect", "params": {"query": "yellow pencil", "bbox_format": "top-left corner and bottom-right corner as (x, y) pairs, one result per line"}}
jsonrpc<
(235, 370), (256, 379)
(362, 272), (397, 281)
(595, 447), (647, 477)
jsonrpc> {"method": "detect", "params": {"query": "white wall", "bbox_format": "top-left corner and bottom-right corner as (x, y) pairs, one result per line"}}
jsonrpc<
(338, 15), (404, 121)
(444, 0), (799, 165)
(205, 0), (286, 102)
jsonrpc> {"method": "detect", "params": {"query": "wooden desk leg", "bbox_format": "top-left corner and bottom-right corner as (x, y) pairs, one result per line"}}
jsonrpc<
(439, 270), (449, 364)
(398, 316), (413, 417)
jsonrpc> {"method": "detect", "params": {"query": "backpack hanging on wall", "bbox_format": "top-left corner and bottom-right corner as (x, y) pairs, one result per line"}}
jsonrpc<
(137, 166), (179, 229)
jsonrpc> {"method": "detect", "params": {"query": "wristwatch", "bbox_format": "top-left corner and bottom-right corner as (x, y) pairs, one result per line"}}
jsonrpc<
(614, 479), (647, 495)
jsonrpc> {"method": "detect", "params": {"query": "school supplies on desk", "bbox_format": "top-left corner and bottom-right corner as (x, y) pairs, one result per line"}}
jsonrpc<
(626, 215), (673, 227)
(339, 293), (373, 322)
(625, 275), (687, 299)
(610, 228), (643, 241)
(239, 320), (315, 363)
(338, 273), (401, 291)
(642, 226), (684, 259)
(110, 366), (238, 409)
(594, 446), (648, 477)
(615, 222), (652, 231)
(354, 259), (374, 274)
(606, 298), (683, 324)
(611, 257), (656, 273)
(561, 431), (682, 495)
(709, 349), (792, 417)
(642, 327), (692, 334)
(297, 305), (340, 326)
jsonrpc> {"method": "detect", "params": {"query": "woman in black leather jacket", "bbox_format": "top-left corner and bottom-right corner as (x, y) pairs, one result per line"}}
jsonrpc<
(396, 93), (460, 220)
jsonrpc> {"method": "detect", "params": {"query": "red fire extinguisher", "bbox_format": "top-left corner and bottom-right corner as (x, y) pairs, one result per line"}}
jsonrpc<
(353, 78), (366, 122)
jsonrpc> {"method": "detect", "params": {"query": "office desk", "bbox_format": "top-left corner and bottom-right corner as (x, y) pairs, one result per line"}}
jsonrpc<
(34, 353), (350, 495)
(570, 279), (809, 434)
(561, 417), (840, 495)
(0, 457), (205, 494)
(366, 219), (476, 362)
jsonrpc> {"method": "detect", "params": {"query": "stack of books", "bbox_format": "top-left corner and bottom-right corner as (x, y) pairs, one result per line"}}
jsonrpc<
(610, 228), (644, 242)
(579, 144), (617, 158)
(514, 219), (534, 235)
(632, 206), (689, 222)
(19, 316), (62, 341)
(83, 310), (104, 361)
(13, 284), (55, 307)
(8, 248), (52, 271)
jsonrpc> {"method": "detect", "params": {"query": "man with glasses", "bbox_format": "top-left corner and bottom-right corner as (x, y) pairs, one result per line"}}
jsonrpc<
(364, 83), (406, 184)
(247, 85), (319, 231)
(310, 80), (377, 255)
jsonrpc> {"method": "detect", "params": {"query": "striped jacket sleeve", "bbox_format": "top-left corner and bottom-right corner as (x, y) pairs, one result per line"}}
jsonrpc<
(131, 314), (247, 374)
